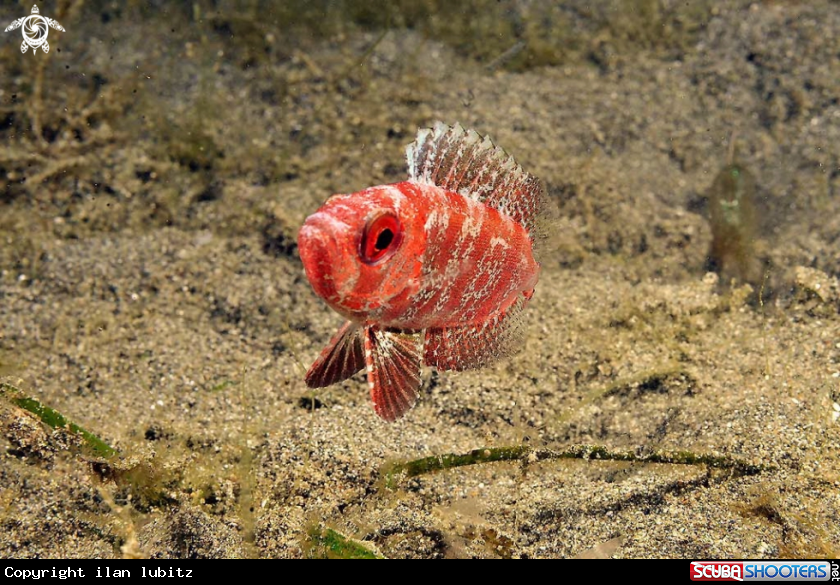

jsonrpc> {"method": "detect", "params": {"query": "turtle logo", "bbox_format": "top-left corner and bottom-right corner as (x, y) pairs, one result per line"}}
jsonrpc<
(4, 5), (65, 55)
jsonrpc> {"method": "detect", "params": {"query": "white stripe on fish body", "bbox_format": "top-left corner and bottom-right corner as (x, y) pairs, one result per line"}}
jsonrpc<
(489, 236), (510, 249)
(460, 237), (512, 322)
(393, 160), (538, 329)
(423, 207), (450, 233)
(382, 184), (405, 213)
(396, 212), (459, 325)
(458, 201), (486, 240)
(404, 199), (491, 326)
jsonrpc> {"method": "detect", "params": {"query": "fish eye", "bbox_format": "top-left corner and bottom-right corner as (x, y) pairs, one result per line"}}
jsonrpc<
(360, 211), (402, 265)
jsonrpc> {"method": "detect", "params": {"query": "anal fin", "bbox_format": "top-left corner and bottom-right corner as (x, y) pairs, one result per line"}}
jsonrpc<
(305, 322), (365, 388)
(365, 327), (423, 422)
(424, 296), (528, 371)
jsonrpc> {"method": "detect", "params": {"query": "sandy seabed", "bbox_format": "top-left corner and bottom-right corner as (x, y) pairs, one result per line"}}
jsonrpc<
(0, 1), (839, 558)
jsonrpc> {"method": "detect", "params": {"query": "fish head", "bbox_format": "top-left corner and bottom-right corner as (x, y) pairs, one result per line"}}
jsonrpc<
(298, 184), (425, 321)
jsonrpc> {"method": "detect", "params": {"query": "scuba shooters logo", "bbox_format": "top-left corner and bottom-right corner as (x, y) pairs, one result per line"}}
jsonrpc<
(4, 5), (65, 54)
(691, 561), (838, 582)
(692, 563), (744, 582)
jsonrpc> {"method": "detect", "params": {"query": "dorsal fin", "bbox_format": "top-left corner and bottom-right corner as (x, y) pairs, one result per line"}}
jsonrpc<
(406, 122), (544, 234)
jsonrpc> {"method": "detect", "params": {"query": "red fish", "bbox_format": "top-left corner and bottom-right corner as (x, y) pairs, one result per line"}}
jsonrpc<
(298, 122), (543, 421)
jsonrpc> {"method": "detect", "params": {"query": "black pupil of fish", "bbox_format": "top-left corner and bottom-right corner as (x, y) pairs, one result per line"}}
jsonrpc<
(375, 228), (394, 251)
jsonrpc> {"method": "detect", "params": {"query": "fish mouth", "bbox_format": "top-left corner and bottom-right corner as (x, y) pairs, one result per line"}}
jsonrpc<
(298, 212), (357, 303)
(299, 218), (335, 295)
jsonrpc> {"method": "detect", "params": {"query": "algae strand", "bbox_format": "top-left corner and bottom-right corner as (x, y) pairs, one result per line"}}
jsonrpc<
(306, 526), (385, 559)
(384, 444), (773, 488)
(0, 382), (117, 459)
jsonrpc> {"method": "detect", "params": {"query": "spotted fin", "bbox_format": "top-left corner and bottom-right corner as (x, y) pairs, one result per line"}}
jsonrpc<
(424, 296), (528, 371)
(304, 322), (365, 388)
(406, 122), (544, 234)
(365, 327), (423, 422)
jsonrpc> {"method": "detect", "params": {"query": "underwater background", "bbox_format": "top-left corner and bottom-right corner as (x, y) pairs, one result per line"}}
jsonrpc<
(0, 0), (839, 558)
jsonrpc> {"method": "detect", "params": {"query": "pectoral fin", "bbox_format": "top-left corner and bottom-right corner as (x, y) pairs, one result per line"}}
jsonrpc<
(304, 321), (365, 388)
(365, 327), (423, 422)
